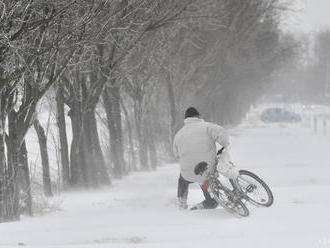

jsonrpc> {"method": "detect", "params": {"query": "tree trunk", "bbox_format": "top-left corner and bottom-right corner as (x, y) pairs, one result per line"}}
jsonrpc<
(33, 119), (53, 197)
(1, 102), (31, 221)
(127, 119), (137, 172)
(121, 100), (137, 172)
(6, 145), (19, 221)
(19, 141), (32, 216)
(103, 86), (125, 178)
(6, 111), (21, 221)
(134, 102), (149, 170)
(144, 114), (158, 170)
(68, 94), (110, 188)
(165, 74), (177, 157)
(87, 110), (111, 185)
(145, 119), (157, 170)
(55, 90), (70, 189)
(112, 86), (126, 174)
(0, 107), (7, 221)
(68, 101), (86, 187)
(81, 110), (99, 188)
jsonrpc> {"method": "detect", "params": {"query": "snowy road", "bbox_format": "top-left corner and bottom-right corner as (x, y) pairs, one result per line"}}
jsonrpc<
(1, 123), (330, 248)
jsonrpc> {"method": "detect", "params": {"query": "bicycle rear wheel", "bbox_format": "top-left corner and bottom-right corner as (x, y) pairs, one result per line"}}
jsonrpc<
(231, 170), (274, 207)
(226, 199), (250, 217)
(210, 187), (249, 217)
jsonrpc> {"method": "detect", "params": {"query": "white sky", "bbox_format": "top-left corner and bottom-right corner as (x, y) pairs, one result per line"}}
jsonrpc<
(284, 0), (330, 33)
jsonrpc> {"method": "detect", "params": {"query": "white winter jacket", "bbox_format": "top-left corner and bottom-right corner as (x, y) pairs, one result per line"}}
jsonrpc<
(173, 117), (230, 183)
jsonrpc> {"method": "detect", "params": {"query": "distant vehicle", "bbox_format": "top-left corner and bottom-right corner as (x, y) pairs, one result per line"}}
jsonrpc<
(261, 108), (301, 123)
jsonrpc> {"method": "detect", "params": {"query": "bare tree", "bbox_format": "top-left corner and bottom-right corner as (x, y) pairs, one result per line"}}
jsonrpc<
(0, 0), (102, 221)
(33, 118), (53, 197)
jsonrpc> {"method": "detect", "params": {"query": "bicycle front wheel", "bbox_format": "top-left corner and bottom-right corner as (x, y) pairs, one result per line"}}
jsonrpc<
(231, 170), (274, 207)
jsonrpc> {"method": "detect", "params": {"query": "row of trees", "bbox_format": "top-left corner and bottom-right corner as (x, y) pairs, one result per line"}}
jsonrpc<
(297, 29), (330, 103)
(268, 29), (330, 104)
(0, 0), (295, 222)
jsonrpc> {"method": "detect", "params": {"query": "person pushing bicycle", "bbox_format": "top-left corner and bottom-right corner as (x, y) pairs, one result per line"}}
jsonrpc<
(173, 107), (239, 210)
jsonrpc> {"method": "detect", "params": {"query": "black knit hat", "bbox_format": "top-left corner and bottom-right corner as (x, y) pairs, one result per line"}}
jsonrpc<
(184, 107), (200, 119)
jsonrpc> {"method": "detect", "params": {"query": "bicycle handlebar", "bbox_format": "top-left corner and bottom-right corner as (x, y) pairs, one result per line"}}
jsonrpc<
(217, 147), (225, 155)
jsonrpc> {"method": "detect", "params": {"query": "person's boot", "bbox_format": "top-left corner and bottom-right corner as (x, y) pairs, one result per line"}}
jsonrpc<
(190, 202), (204, 210)
(205, 199), (218, 209)
(190, 199), (218, 210)
(178, 197), (188, 210)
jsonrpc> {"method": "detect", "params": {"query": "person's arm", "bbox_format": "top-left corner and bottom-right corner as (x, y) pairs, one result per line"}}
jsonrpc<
(206, 122), (230, 148)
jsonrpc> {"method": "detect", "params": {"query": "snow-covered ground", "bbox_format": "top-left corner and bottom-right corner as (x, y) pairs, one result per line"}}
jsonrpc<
(1, 122), (330, 248)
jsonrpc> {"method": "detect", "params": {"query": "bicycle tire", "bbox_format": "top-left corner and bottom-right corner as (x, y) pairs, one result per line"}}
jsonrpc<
(210, 187), (250, 217)
(231, 170), (274, 207)
(229, 199), (250, 217)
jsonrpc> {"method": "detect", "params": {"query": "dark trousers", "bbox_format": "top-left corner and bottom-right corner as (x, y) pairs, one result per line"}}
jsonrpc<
(177, 174), (218, 209)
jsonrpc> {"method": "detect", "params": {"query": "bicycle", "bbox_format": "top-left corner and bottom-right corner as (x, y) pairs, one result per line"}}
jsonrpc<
(194, 147), (274, 217)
